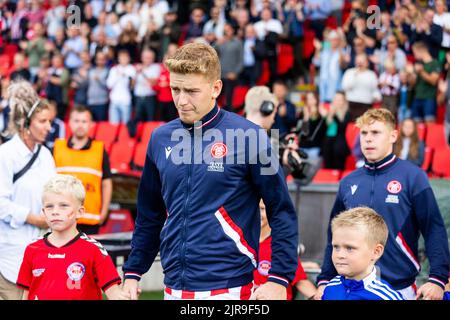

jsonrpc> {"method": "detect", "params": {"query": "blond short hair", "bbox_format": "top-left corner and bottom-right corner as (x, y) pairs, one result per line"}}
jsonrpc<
(165, 42), (221, 81)
(331, 207), (388, 247)
(43, 174), (86, 206)
(356, 108), (396, 130)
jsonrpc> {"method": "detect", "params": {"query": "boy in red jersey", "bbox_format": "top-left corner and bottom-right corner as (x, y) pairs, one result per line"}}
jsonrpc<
(253, 200), (317, 300)
(17, 174), (129, 300)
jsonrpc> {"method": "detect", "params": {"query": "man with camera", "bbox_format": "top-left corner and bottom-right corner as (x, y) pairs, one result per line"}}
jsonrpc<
(244, 86), (306, 179)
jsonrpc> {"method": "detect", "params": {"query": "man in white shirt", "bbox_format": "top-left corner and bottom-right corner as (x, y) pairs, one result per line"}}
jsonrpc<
(342, 54), (381, 121)
(106, 50), (136, 124)
(254, 8), (283, 41)
(133, 48), (160, 124)
(433, 0), (450, 49)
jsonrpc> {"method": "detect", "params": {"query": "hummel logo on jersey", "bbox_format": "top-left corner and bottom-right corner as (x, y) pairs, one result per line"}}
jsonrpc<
(165, 146), (173, 159)
(48, 253), (65, 259)
(351, 185), (358, 195)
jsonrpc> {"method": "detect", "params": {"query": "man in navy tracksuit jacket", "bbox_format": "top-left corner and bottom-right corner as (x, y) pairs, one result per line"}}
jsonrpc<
(122, 43), (298, 300)
(316, 108), (449, 300)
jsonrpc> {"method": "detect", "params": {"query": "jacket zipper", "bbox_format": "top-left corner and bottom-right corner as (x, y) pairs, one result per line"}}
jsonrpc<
(370, 170), (376, 207)
(180, 135), (194, 289)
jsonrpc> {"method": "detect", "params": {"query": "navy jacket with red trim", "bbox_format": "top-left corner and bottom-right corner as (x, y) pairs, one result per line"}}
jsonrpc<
(317, 154), (449, 290)
(123, 105), (298, 291)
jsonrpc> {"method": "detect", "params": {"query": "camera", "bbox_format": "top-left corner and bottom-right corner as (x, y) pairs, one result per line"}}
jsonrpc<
(279, 119), (321, 185)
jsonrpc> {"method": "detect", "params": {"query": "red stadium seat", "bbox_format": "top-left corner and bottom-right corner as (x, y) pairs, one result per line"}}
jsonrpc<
(103, 141), (112, 154)
(277, 43), (294, 75)
(110, 140), (136, 173)
(341, 170), (354, 179)
(98, 209), (135, 234)
(303, 29), (316, 59)
(95, 122), (120, 145)
(345, 154), (356, 170)
(256, 60), (270, 86)
(140, 121), (165, 146)
(312, 169), (341, 183)
(232, 85), (249, 110)
(416, 123), (426, 141)
(425, 124), (446, 150)
(117, 123), (132, 142)
(345, 122), (359, 149)
(3, 43), (18, 64)
(436, 104), (445, 124)
(421, 146), (433, 172)
(65, 122), (97, 139)
(431, 147), (450, 177)
(133, 142), (148, 168)
(0, 54), (10, 77)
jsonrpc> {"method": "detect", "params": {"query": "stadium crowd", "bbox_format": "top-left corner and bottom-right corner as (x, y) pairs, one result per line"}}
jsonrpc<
(0, 0), (449, 300)
(0, 0), (449, 174)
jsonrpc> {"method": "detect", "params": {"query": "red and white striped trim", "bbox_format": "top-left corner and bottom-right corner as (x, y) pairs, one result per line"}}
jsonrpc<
(317, 280), (329, 286)
(364, 155), (396, 170)
(124, 272), (142, 279)
(188, 107), (221, 130)
(395, 232), (420, 271)
(214, 207), (257, 268)
(268, 274), (289, 286)
(164, 282), (253, 300)
(429, 277), (446, 288)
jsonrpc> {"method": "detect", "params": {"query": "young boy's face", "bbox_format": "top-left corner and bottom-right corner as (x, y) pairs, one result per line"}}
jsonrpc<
(42, 192), (84, 232)
(331, 226), (383, 280)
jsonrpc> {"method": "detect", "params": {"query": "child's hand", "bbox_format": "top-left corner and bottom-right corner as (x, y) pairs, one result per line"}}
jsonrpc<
(105, 284), (133, 300)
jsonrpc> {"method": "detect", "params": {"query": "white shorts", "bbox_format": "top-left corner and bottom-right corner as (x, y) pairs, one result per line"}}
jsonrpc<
(164, 282), (254, 300)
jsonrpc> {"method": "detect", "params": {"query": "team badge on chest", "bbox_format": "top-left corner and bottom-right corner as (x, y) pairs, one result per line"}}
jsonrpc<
(387, 180), (402, 194)
(67, 262), (85, 281)
(211, 143), (228, 159)
(386, 180), (402, 204)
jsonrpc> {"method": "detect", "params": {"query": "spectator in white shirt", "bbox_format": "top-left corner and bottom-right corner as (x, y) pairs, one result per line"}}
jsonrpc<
(139, 0), (169, 39)
(0, 80), (55, 300)
(203, 6), (225, 43)
(44, 0), (66, 40)
(119, 1), (141, 32)
(254, 7), (283, 40)
(62, 26), (87, 73)
(433, 0), (450, 49)
(379, 59), (401, 117)
(133, 48), (160, 124)
(106, 50), (136, 124)
(342, 53), (381, 121)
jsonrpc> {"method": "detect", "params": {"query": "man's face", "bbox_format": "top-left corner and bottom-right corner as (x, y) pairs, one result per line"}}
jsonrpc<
(69, 111), (93, 139)
(272, 83), (287, 100)
(170, 73), (222, 124)
(360, 121), (397, 163)
(141, 51), (155, 65)
(332, 226), (381, 280)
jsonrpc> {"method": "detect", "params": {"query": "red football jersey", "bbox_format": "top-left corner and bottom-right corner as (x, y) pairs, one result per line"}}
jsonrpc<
(253, 236), (307, 300)
(17, 232), (121, 300)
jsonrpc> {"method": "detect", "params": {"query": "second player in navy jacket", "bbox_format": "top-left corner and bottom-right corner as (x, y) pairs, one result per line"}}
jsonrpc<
(317, 153), (449, 292)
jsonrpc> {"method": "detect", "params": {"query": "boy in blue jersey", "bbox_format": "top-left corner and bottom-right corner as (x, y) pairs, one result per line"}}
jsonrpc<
(315, 108), (449, 300)
(322, 207), (403, 300)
